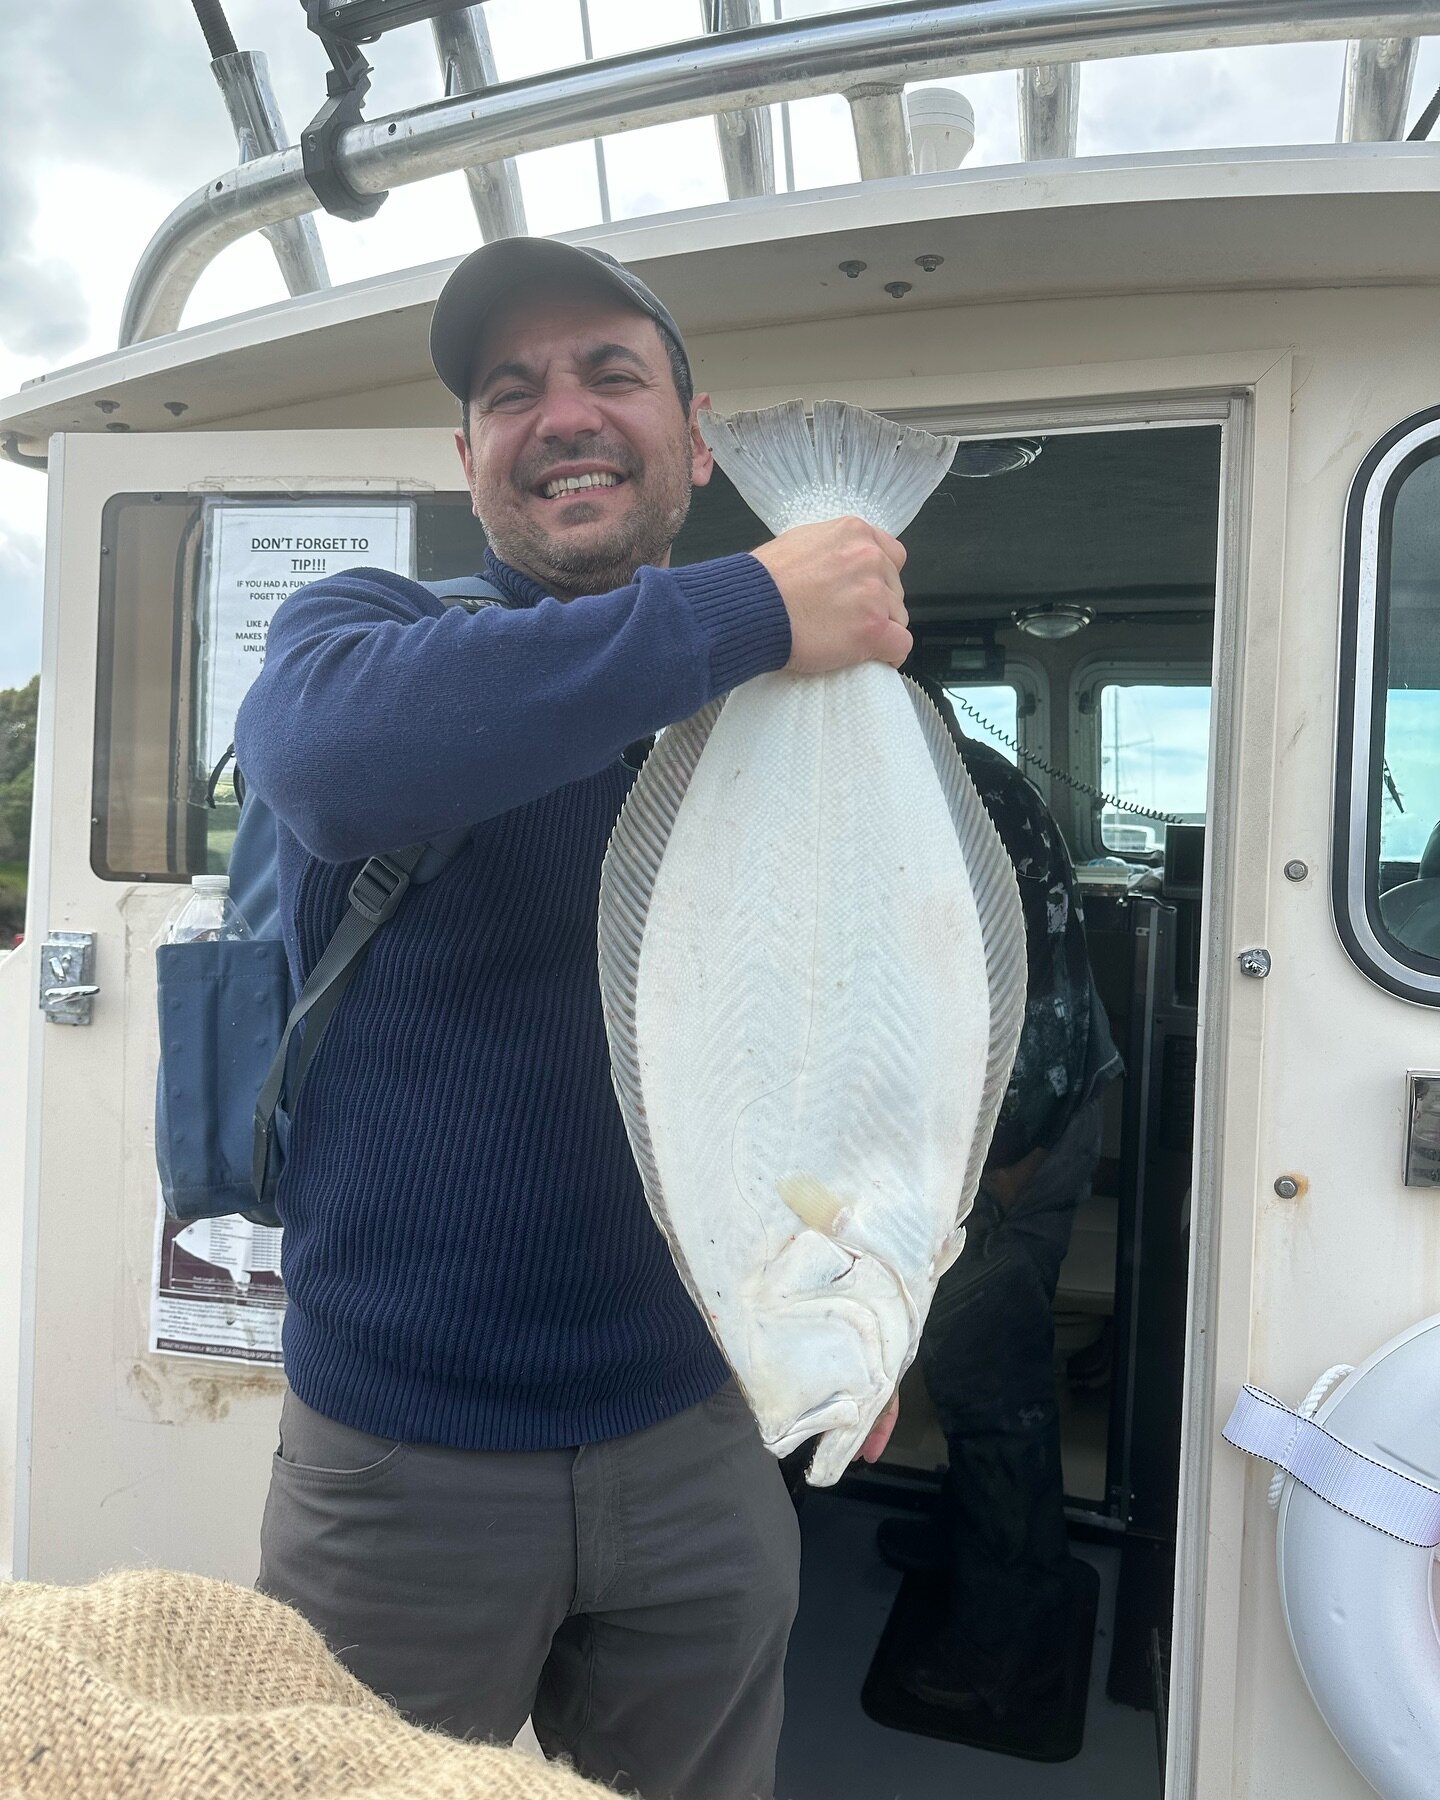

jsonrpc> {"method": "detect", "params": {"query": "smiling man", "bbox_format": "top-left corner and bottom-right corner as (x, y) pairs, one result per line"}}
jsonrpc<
(236, 237), (908, 1800)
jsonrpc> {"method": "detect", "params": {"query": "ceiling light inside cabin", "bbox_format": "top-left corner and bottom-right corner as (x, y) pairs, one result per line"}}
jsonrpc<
(1013, 603), (1094, 640)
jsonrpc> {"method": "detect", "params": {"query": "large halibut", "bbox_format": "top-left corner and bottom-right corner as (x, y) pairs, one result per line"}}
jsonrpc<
(598, 401), (1027, 1485)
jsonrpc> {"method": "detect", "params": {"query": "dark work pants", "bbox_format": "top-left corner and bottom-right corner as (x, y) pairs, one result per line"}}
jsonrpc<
(257, 1382), (800, 1800)
(918, 1098), (1104, 1687)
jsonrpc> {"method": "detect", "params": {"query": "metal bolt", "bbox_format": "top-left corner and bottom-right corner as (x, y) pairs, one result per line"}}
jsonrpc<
(104, 422), (132, 433)
(914, 253), (944, 272)
(884, 281), (912, 300)
(1284, 859), (1308, 882)
(1274, 1176), (1300, 1199)
(162, 401), (189, 417)
(95, 399), (120, 415)
(838, 260), (867, 279)
(1237, 947), (1272, 978)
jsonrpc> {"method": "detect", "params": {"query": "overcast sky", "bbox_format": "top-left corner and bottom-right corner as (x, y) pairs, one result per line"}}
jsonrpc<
(1, 2), (1437, 688)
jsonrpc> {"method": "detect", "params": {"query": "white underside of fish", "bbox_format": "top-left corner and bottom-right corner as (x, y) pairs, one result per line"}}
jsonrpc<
(599, 662), (1026, 1486)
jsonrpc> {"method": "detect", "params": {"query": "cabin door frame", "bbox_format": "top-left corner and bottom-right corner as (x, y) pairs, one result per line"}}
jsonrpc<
(744, 348), (1288, 1800)
(9, 427), (469, 1586)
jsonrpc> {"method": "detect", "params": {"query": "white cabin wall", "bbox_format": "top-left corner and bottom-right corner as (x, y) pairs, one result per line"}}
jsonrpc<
(221, 283), (1434, 431)
(0, 942), (32, 1578)
(1228, 300), (1440, 1800)
(208, 380), (452, 434)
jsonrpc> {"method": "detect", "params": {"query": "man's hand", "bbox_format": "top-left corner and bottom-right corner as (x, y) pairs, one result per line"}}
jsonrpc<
(751, 517), (911, 675)
(856, 1392), (901, 1465)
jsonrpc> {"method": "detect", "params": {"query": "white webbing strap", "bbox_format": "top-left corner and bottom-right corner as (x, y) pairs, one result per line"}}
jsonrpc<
(1223, 1384), (1440, 1548)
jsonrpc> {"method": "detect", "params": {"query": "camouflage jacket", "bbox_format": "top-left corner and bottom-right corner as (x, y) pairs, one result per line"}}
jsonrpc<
(924, 684), (1122, 1169)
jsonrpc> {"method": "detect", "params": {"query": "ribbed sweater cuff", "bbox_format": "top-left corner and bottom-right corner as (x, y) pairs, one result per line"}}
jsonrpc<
(671, 553), (792, 698)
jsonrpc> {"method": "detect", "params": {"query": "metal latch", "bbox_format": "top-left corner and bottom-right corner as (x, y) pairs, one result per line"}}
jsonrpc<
(38, 932), (98, 1025)
(1405, 1072), (1440, 1188)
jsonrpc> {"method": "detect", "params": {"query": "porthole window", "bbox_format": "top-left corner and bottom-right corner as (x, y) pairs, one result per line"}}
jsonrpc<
(1334, 405), (1440, 1004)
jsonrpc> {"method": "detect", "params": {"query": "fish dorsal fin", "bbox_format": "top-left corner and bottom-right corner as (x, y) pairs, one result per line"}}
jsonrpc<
(901, 676), (1029, 1223)
(597, 699), (726, 1318)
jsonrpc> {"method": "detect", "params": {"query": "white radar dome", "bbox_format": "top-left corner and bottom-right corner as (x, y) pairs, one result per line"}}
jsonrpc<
(905, 86), (976, 173)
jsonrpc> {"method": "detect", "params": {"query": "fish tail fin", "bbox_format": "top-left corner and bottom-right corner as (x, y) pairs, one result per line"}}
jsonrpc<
(697, 399), (959, 536)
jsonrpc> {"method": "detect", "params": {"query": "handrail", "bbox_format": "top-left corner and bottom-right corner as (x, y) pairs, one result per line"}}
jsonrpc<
(119, 0), (1437, 347)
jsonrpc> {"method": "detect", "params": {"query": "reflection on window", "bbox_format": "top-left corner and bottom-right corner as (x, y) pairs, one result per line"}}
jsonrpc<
(1099, 683), (1210, 853)
(1379, 694), (1440, 865)
(943, 684), (1019, 765)
(92, 493), (488, 883)
(1374, 448), (1440, 961)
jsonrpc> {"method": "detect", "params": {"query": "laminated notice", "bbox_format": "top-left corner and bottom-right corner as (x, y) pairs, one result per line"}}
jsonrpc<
(150, 1194), (285, 1367)
(197, 499), (415, 779)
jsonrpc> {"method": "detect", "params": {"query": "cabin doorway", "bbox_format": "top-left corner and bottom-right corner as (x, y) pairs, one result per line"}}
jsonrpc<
(15, 399), (1233, 1800)
(676, 414), (1225, 1798)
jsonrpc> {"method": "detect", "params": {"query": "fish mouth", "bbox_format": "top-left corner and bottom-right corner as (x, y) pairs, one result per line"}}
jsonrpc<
(764, 1396), (862, 1460)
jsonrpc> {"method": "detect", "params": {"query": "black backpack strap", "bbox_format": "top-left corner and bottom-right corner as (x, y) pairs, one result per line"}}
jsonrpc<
(425, 574), (507, 607)
(253, 843), (431, 1206)
(250, 574), (505, 1208)
(206, 743), (239, 808)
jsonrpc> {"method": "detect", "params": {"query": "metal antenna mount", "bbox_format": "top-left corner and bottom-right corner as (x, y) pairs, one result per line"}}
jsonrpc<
(300, 0), (389, 221)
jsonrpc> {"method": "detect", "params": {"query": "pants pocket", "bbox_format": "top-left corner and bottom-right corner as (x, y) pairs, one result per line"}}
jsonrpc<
(274, 1390), (409, 1487)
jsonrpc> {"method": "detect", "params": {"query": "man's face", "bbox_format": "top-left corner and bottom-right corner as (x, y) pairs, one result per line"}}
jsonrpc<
(456, 284), (713, 599)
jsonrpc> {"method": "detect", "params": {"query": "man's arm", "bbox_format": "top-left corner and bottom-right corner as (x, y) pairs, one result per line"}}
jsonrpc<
(235, 556), (789, 863)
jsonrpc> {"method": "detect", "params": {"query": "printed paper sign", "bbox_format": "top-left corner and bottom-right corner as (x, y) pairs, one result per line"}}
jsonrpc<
(150, 1198), (286, 1367)
(198, 501), (414, 777)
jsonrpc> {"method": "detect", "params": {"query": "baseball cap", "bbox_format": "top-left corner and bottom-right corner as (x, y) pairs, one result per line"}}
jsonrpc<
(429, 236), (692, 405)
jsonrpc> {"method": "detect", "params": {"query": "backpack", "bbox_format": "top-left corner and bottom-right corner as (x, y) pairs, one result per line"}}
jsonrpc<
(154, 575), (504, 1228)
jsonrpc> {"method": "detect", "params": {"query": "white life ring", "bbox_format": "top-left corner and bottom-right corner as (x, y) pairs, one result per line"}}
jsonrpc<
(1268, 1315), (1440, 1800)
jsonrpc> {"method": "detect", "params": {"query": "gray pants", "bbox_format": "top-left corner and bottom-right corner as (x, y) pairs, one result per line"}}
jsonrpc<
(257, 1383), (800, 1800)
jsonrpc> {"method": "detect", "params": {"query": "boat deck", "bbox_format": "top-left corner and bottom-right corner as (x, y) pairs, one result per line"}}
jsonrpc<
(778, 1489), (1160, 1799)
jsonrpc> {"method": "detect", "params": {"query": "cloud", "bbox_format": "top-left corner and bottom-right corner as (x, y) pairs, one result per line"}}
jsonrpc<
(1079, 43), (1348, 156)
(0, 3), (226, 361)
(4, 4), (280, 193)
(0, 196), (89, 362)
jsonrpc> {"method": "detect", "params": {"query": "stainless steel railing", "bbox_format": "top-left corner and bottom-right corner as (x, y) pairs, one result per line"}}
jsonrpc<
(119, 0), (1436, 348)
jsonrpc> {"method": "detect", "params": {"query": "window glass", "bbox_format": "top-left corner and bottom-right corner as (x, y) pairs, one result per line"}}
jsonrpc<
(1098, 683), (1210, 854)
(93, 493), (488, 882)
(943, 684), (1019, 764)
(1372, 447), (1440, 956)
(1334, 411), (1440, 1002)
(1379, 693), (1440, 865)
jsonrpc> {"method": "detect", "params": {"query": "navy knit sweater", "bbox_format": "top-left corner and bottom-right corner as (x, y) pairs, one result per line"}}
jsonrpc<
(234, 548), (792, 1449)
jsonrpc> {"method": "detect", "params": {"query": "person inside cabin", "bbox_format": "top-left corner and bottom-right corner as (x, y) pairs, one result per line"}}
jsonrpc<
(235, 236), (913, 1800)
(876, 695), (1121, 1723)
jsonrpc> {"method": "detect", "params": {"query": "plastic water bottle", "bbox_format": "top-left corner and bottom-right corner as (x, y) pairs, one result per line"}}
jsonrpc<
(166, 874), (253, 945)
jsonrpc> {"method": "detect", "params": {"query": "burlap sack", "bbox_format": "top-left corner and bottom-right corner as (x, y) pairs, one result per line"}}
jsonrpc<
(0, 1568), (609, 1799)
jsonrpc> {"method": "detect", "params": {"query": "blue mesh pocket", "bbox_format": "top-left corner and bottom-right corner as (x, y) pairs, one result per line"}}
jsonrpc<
(155, 937), (291, 1221)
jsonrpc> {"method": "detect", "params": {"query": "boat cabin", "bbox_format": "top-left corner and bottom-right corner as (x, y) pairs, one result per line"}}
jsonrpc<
(2, 4), (1439, 1796)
